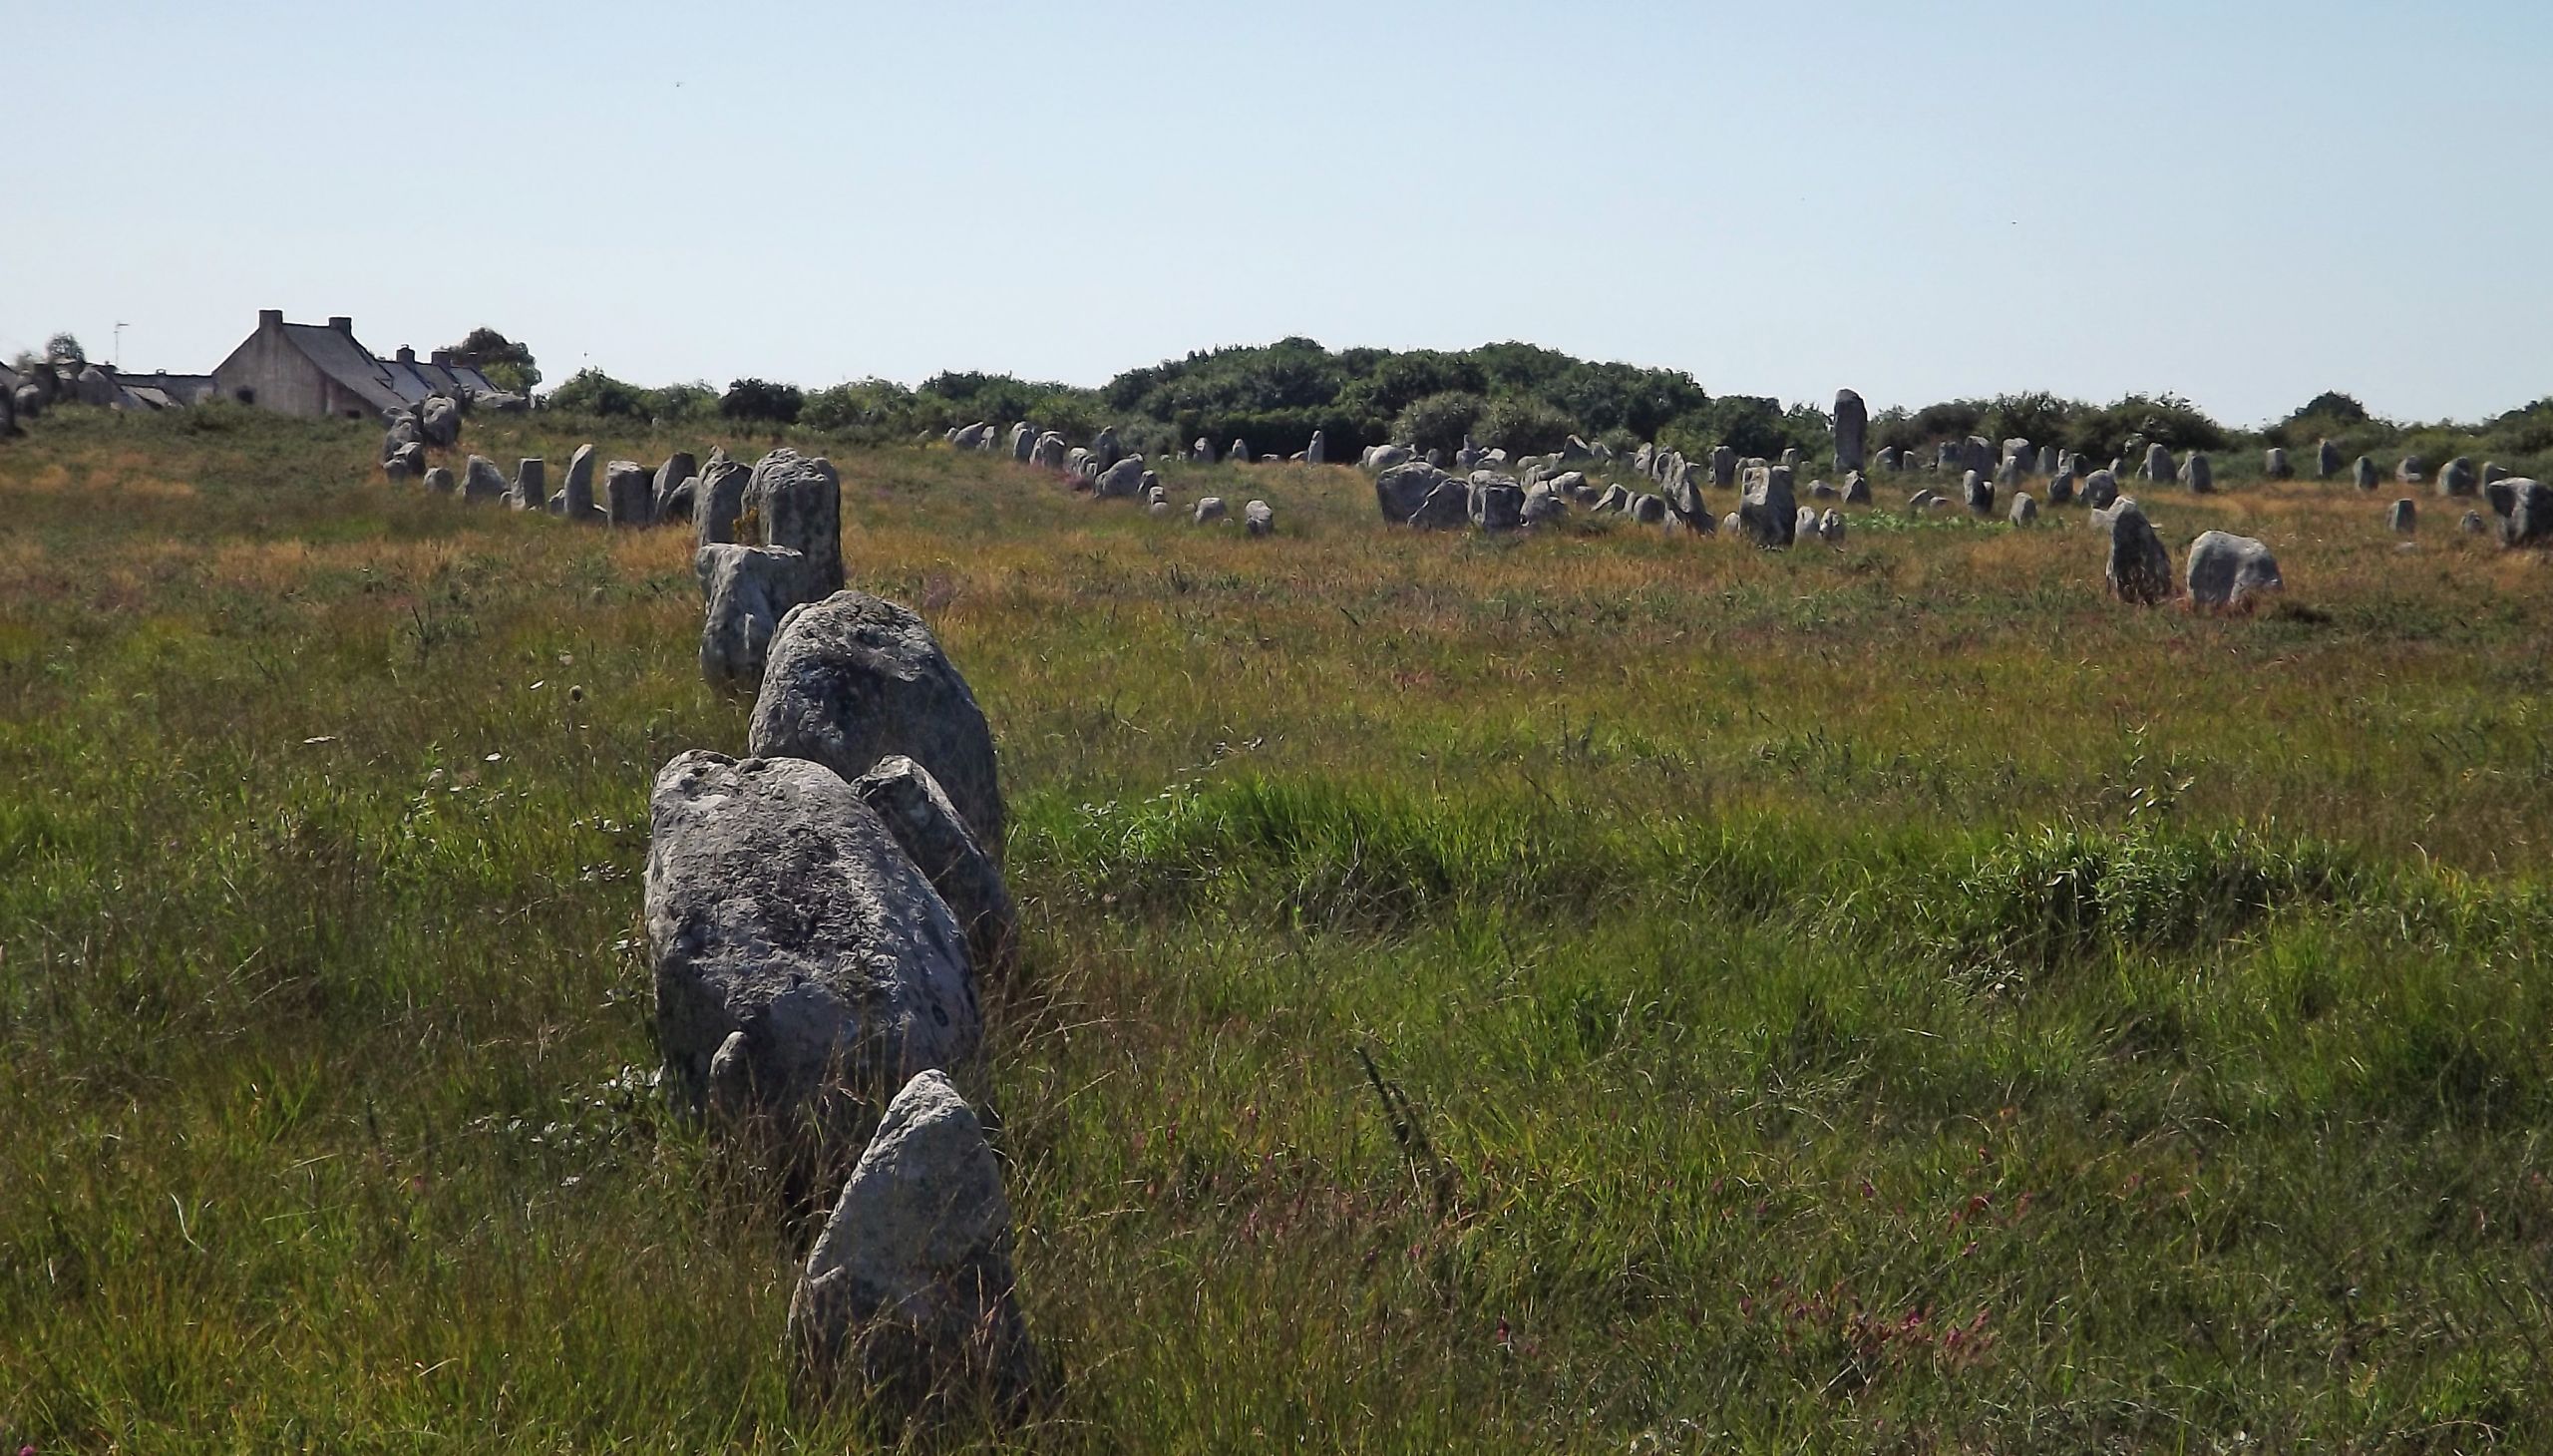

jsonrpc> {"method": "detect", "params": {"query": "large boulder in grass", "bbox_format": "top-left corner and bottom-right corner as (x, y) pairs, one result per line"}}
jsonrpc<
(1362, 443), (1413, 473)
(462, 455), (509, 504)
(1740, 466), (1797, 547)
(1094, 456), (1146, 499)
(644, 752), (979, 1128)
(2502, 481), (2553, 547)
(854, 756), (1017, 976)
(1374, 462), (1442, 523)
(2185, 531), (2283, 608)
(1409, 476), (1471, 530)
(694, 450), (751, 547)
(2438, 457), (2478, 498)
(786, 1070), (1037, 1415)
(697, 544), (810, 695)
(419, 394), (463, 448)
(748, 450), (844, 596)
(605, 460), (655, 527)
(386, 441), (427, 483)
(749, 591), (1005, 856)
(2097, 498), (2175, 604)
(2080, 469), (2120, 511)
(1469, 481), (1525, 532)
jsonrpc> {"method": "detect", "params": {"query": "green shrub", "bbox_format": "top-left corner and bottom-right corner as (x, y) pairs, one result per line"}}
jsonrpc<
(1391, 392), (1488, 454)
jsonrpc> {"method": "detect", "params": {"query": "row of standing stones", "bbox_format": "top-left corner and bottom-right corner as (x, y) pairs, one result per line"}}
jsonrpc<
(374, 414), (1041, 1420)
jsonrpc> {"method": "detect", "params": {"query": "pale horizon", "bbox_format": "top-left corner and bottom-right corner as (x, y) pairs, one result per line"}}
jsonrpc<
(10, 0), (2549, 429)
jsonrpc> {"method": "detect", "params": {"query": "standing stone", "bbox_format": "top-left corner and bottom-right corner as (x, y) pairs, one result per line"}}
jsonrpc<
(2140, 443), (2174, 483)
(2389, 498), (2417, 535)
(645, 753), (978, 1127)
(1833, 389), (1867, 472)
(2501, 481), (2553, 547)
(2437, 457), (2477, 498)
(1374, 463), (1443, 523)
(2263, 447), (2293, 480)
(2486, 478), (2519, 520)
(748, 590), (1004, 855)
(2098, 499), (2174, 604)
(1008, 423), (1035, 461)
(2461, 510), (2489, 535)
(2482, 462), (2512, 487)
(563, 444), (599, 521)
(1875, 445), (1901, 472)
(696, 543), (809, 695)
(1244, 500), (1275, 537)
(1192, 437), (1215, 464)
(748, 450), (845, 597)
(1094, 457), (1146, 499)
(462, 455), (508, 504)
(511, 458), (545, 512)
(1963, 469), (1994, 516)
(694, 451), (751, 548)
(1470, 481), (1524, 532)
(2009, 493), (2038, 526)
(1740, 466), (1798, 547)
(852, 757), (1016, 976)
(1192, 497), (1229, 525)
(1228, 438), (1250, 466)
(2354, 457), (2378, 491)
(2185, 532), (2283, 608)
(419, 395), (462, 448)
(2046, 472), (2075, 507)
(2080, 469), (2120, 511)
(786, 1070), (1035, 1415)
(1361, 444), (1413, 473)
(1633, 494), (1668, 525)
(1779, 447), (1802, 473)
(2182, 452), (2214, 494)
(422, 466), (455, 495)
(1842, 471), (1871, 506)
(2398, 457), (2425, 486)
(1995, 456), (2022, 491)
(605, 460), (655, 527)
(1817, 508), (1847, 544)
(652, 452), (698, 518)
(1794, 505), (1819, 539)
(2317, 440), (2342, 480)
(1935, 441), (1959, 473)
(1710, 445), (1737, 488)
(1963, 437), (1995, 478)
(0, 386), (14, 439)
(1092, 427), (1122, 470)
(1305, 430), (1327, 466)
(2038, 445), (2059, 477)
(387, 442), (428, 483)
(1031, 433), (1068, 471)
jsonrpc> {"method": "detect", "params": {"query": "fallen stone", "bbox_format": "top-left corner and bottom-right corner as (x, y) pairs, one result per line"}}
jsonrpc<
(1193, 497), (1228, 526)
(2185, 531), (2283, 608)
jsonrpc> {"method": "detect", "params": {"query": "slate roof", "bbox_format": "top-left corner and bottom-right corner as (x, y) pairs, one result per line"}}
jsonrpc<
(278, 324), (499, 413)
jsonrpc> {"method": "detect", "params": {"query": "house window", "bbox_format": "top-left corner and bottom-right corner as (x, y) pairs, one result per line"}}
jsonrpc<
(234, 387), (255, 405)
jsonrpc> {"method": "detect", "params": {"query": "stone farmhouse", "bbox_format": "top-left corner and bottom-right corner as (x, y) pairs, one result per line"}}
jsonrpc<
(209, 311), (502, 420)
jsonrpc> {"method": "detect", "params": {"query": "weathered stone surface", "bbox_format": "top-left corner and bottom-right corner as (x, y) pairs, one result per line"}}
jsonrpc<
(564, 444), (599, 521)
(1593, 483), (1629, 515)
(2398, 457), (2425, 486)
(2502, 481), (2553, 547)
(948, 422), (992, 451)
(2098, 499), (2174, 605)
(696, 544), (809, 695)
(2140, 444), (2174, 483)
(605, 460), (655, 527)
(1193, 497), (1229, 526)
(2185, 532), (2283, 608)
(2081, 470), (2120, 510)
(1632, 493), (1668, 525)
(462, 454), (508, 504)
(1964, 470), (1995, 516)
(1875, 445), (1901, 472)
(1842, 471), (1871, 506)
(2462, 510), (2489, 535)
(786, 1069), (1035, 1414)
(1809, 480), (1837, 501)
(1994, 456), (2022, 491)
(2038, 445), (2059, 477)
(2438, 457), (2478, 498)
(1031, 432), (1068, 471)
(647, 753), (977, 1129)
(1010, 423), (1036, 461)
(2010, 492), (2038, 526)
(387, 441), (427, 482)
(1740, 466), (1797, 547)
(853, 757), (1016, 976)
(1471, 481), (1524, 532)
(1375, 463), (1444, 523)
(1794, 505), (1819, 540)
(1409, 477), (1471, 530)
(2264, 448), (2293, 480)
(0, 386), (14, 439)
(2355, 457), (2379, 491)
(2318, 441), (2342, 480)
(510, 457), (545, 511)
(749, 591), (1004, 855)
(1094, 456), (1147, 500)
(1362, 444), (1413, 473)
(1245, 500), (1274, 537)
(749, 450), (845, 596)
(1304, 430), (1327, 466)
(694, 452), (751, 548)
(1834, 389), (1867, 472)
(1818, 509), (1846, 544)
(1907, 489), (1939, 513)
(2182, 452), (2214, 494)
(2389, 498), (2417, 534)
(12, 384), (42, 422)
(653, 452), (698, 518)
(2483, 462), (2512, 487)
(420, 395), (462, 448)
(1092, 427), (1122, 470)
(1710, 445), (1737, 488)
(422, 466), (454, 495)
(1189, 437), (1214, 464)
(1520, 484), (1568, 527)
(1228, 438), (1250, 466)
(2486, 478), (2519, 520)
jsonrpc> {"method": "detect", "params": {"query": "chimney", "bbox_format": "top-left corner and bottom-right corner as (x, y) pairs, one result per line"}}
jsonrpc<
(257, 308), (283, 331)
(430, 349), (452, 367)
(396, 346), (416, 365)
(328, 316), (353, 334)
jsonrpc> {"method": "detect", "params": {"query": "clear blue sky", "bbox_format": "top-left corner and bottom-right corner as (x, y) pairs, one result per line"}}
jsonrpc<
(8, 0), (2547, 427)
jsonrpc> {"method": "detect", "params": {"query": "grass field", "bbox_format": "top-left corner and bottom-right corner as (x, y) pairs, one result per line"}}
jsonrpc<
(4, 405), (2552, 1452)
